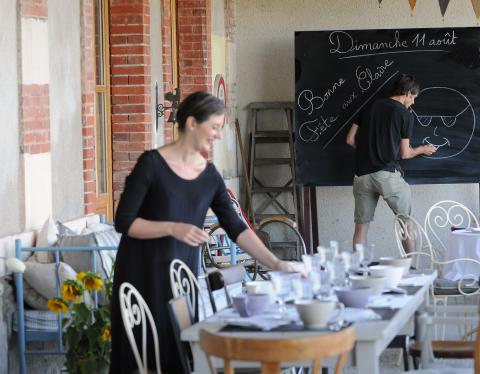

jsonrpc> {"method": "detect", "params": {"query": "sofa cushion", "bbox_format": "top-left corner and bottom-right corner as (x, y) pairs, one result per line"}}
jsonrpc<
(23, 258), (78, 300)
(58, 225), (119, 280)
(23, 279), (49, 310)
(35, 216), (59, 263)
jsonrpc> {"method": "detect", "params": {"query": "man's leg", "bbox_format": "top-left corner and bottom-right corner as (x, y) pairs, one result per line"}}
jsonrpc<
(353, 222), (369, 250)
(402, 218), (415, 254)
(378, 170), (414, 254)
(353, 173), (377, 251)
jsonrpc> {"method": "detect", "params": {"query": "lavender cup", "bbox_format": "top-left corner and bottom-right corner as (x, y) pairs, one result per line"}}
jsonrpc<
(232, 293), (270, 317)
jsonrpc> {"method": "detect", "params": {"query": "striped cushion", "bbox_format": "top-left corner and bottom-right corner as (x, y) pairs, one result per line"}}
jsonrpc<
(12, 310), (63, 332)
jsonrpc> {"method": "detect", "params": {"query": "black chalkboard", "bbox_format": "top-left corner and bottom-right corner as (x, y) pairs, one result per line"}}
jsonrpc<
(295, 27), (480, 186)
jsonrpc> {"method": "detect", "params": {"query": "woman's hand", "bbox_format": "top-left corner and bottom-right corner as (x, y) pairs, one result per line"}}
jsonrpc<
(273, 260), (297, 272)
(171, 223), (209, 247)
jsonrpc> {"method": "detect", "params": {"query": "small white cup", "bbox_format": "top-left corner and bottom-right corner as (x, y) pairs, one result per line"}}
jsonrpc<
(295, 300), (344, 328)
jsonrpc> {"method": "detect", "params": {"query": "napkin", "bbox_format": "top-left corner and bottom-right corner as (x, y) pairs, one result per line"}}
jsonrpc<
(367, 294), (412, 309)
(211, 308), (292, 331)
(343, 307), (381, 322)
(398, 274), (429, 287)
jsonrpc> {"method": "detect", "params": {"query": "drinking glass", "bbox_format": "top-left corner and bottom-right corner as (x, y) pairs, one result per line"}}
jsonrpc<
(269, 272), (296, 314)
(309, 270), (322, 298)
(318, 265), (333, 298)
(302, 254), (313, 274)
(292, 278), (313, 302)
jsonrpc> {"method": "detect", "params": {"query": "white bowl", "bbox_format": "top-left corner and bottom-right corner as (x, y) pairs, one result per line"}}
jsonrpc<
(350, 275), (385, 295)
(379, 257), (412, 276)
(369, 265), (404, 289)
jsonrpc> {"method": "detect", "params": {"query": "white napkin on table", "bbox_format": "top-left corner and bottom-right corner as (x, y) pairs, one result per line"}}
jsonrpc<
(343, 307), (381, 322)
(367, 294), (412, 309)
(210, 308), (292, 331)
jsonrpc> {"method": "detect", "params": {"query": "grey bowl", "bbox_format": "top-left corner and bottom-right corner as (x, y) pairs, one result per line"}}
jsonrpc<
(335, 287), (372, 308)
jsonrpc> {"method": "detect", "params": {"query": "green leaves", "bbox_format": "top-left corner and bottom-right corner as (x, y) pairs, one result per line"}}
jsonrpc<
(56, 270), (113, 373)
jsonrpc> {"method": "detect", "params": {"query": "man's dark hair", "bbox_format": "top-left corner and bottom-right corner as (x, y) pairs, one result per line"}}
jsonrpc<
(390, 74), (420, 96)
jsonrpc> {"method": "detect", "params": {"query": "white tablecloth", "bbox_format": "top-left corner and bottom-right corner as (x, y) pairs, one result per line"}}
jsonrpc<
(444, 229), (480, 281)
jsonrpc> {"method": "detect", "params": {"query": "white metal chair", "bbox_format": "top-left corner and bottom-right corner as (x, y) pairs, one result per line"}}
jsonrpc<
(395, 213), (480, 346)
(169, 259), (208, 320)
(424, 200), (480, 262)
(394, 213), (435, 270)
(119, 282), (161, 374)
(395, 213), (480, 297)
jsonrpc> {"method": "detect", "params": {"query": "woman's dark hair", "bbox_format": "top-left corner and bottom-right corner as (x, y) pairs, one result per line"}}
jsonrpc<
(390, 74), (420, 96)
(176, 91), (226, 131)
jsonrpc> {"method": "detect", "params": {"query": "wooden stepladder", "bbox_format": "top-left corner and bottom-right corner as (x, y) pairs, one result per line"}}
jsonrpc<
(246, 101), (301, 227)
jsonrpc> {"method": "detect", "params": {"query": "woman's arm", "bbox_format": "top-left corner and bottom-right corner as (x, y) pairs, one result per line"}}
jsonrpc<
(235, 229), (296, 272)
(127, 218), (209, 246)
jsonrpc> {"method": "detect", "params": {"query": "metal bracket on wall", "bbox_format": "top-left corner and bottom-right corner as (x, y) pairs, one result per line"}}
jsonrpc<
(155, 82), (181, 130)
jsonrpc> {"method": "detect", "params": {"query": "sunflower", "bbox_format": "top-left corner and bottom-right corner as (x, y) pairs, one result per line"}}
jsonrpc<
(47, 297), (68, 314)
(101, 326), (111, 342)
(61, 280), (84, 303)
(77, 271), (103, 292)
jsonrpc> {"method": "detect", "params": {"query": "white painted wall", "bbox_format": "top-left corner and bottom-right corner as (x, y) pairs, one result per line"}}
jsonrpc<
(235, 0), (479, 256)
(49, 0), (84, 222)
(151, 0), (165, 148)
(212, 0), (240, 195)
(0, 0), (22, 236)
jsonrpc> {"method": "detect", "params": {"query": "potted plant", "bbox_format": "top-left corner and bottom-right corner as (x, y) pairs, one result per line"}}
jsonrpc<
(48, 271), (112, 373)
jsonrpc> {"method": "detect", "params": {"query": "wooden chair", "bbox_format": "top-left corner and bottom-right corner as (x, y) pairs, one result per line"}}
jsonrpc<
(206, 265), (246, 313)
(168, 295), (194, 374)
(406, 307), (479, 373)
(169, 259), (209, 320)
(199, 327), (355, 374)
(119, 282), (161, 374)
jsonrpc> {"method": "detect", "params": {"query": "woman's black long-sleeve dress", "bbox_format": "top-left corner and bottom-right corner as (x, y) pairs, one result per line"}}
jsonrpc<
(109, 150), (247, 373)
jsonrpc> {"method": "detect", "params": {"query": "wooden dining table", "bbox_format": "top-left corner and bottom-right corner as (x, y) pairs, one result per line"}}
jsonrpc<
(181, 269), (437, 374)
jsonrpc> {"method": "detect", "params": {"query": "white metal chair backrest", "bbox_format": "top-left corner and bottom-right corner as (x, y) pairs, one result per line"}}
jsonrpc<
(394, 213), (434, 270)
(119, 282), (161, 374)
(169, 259), (207, 320)
(424, 200), (480, 261)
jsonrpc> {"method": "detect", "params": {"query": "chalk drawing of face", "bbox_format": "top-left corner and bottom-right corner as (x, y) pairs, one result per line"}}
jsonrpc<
(410, 87), (475, 159)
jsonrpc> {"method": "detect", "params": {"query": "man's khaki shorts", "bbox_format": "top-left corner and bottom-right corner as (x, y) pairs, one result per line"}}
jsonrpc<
(353, 170), (411, 224)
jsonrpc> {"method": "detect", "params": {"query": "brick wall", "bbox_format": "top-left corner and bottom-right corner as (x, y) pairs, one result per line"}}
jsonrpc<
(20, 85), (50, 154)
(162, 0), (175, 144)
(177, 0), (212, 96)
(20, 0), (47, 19)
(80, 0), (96, 214)
(20, 0), (50, 155)
(110, 0), (152, 204)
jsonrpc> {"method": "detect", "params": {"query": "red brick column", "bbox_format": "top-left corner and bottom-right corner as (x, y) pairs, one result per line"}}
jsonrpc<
(177, 0), (212, 97)
(110, 0), (152, 204)
(19, 0), (50, 155)
(162, 0), (175, 144)
(80, 0), (96, 214)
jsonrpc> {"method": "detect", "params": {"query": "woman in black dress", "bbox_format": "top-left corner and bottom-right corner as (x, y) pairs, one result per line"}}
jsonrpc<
(109, 92), (294, 373)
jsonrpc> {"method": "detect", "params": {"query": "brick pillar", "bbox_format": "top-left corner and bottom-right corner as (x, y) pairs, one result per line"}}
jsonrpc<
(80, 0), (96, 215)
(20, 0), (50, 155)
(110, 0), (152, 204)
(177, 0), (212, 97)
(162, 0), (175, 144)
(19, 0), (53, 228)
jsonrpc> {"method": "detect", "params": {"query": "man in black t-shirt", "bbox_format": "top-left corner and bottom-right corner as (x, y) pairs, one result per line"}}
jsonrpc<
(346, 74), (437, 251)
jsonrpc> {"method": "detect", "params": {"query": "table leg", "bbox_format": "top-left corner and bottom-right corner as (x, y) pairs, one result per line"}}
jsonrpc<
(355, 342), (380, 374)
